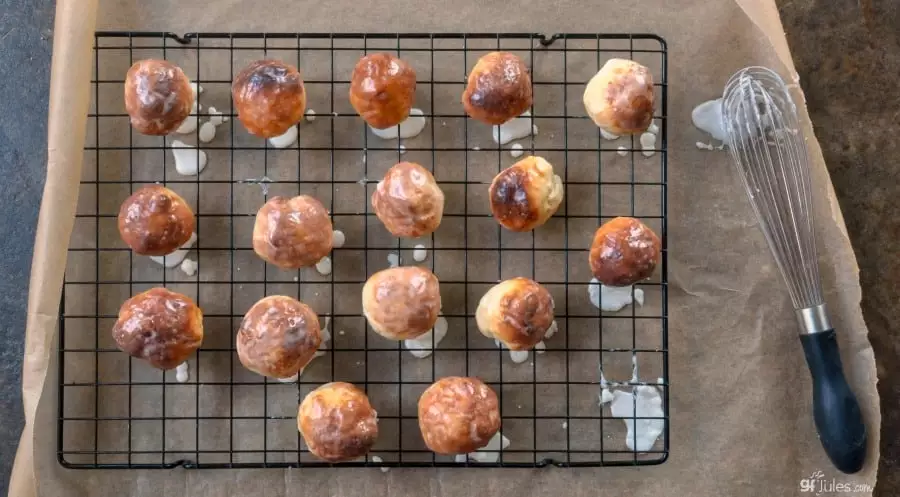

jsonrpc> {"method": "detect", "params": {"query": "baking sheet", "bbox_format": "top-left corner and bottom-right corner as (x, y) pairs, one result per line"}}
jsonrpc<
(10, 0), (881, 496)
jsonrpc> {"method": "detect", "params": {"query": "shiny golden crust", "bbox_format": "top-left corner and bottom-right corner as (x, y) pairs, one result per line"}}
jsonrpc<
(112, 288), (203, 369)
(589, 216), (661, 286)
(237, 296), (322, 379)
(124, 59), (194, 135)
(362, 266), (441, 340)
(371, 162), (444, 238)
(583, 58), (655, 135)
(418, 377), (500, 454)
(298, 382), (379, 462)
(117, 185), (195, 256)
(489, 156), (563, 232)
(232, 59), (306, 138)
(462, 52), (533, 125)
(252, 195), (333, 269)
(476, 278), (554, 350)
(349, 53), (417, 129)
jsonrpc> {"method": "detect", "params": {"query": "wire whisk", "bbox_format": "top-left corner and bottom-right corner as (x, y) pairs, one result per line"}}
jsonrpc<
(723, 67), (822, 311)
(722, 66), (867, 474)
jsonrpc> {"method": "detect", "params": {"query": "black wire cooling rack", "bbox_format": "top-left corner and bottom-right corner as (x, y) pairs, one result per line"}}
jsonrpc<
(59, 31), (668, 469)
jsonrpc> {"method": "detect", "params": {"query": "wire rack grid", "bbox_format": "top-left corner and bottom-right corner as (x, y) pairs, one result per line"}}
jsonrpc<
(59, 31), (669, 469)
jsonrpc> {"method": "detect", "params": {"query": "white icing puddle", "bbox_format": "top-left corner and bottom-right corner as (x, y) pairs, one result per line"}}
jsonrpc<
(599, 360), (665, 452)
(608, 387), (664, 451)
(150, 232), (197, 268)
(175, 114), (198, 134)
(403, 316), (448, 358)
(599, 388), (615, 404)
(509, 143), (524, 157)
(207, 106), (228, 126)
(387, 252), (401, 268)
(171, 141), (208, 176)
(696, 141), (725, 151)
(639, 132), (657, 157)
(600, 129), (619, 141)
(315, 256), (332, 275)
(370, 455), (389, 472)
(198, 121), (216, 143)
(180, 258), (197, 276)
(277, 372), (299, 383)
(692, 98), (727, 142)
(332, 229), (346, 249)
(175, 362), (189, 383)
(544, 320), (558, 339)
(305, 109), (317, 122)
(412, 244), (427, 262)
(492, 111), (538, 145)
(588, 278), (644, 312)
(370, 108), (426, 139)
(508, 349), (529, 364)
(454, 432), (511, 463)
(269, 126), (298, 148)
(176, 84), (226, 141)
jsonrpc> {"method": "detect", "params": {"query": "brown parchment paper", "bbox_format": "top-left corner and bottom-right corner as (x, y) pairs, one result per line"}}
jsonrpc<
(11, 0), (881, 496)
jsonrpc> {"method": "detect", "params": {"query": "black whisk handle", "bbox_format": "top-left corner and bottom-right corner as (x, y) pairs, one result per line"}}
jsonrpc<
(800, 329), (867, 474)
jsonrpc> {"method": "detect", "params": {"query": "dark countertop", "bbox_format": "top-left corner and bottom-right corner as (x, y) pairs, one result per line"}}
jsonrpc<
(0, 0), (896, 495)
(778, 0), (900, 493)
(0, 0), (55, 494)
